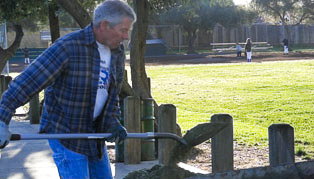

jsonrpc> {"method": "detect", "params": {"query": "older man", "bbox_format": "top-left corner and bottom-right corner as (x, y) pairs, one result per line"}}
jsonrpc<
(0, 1), (136, 178)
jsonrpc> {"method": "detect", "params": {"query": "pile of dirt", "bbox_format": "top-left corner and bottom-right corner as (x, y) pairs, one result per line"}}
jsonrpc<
(121, 120), (229, 179)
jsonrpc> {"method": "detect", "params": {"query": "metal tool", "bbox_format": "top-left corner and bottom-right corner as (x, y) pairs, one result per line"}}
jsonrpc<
(10, 132), (187, 145)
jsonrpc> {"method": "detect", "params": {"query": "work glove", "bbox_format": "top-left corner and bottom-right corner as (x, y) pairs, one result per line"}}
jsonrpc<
(106, 125), (127, 144)
(0, 121), (11, 149)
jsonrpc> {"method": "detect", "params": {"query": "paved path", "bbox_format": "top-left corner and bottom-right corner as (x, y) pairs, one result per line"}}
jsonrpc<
(0, 118), (157, 179)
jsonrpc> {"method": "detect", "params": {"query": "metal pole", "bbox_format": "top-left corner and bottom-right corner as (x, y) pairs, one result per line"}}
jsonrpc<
(10, 132), (187, 145)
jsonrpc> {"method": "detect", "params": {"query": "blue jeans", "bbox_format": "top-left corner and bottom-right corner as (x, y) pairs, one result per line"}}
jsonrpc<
(48, 139), (112, 179)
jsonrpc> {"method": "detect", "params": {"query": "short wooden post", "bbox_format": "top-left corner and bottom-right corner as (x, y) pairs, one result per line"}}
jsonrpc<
(29, 93), (40, 124)
(3, 76), (12, 91)
(158, 104), (177, 165)
(211, 114), (234, 173)
(0, 75), (4, 96)
(0, 75), (8, 159)
(123, 96), (141, 164)
(268, 123), (295, 166)
(124, 69), (128, 81)
(147, 77), (151, 95)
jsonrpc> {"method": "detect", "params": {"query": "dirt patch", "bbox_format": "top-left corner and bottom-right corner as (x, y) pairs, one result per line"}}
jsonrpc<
(142, 51), (314, 66)
(107, 141), (307, 176)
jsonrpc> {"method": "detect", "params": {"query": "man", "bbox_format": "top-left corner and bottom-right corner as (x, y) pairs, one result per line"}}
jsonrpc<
(0, 1), (136, 178)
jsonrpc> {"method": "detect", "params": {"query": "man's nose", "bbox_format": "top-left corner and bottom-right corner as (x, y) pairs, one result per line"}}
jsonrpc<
(123, 33), (129, 40)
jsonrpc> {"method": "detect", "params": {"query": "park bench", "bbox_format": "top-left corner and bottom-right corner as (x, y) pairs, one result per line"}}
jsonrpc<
(210, 42), (273, 53)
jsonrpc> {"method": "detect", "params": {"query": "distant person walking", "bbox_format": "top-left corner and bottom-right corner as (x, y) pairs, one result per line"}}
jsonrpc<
(23, 47), (30, 63)
(245, 38), (252, 62)
(282, 38), (289, 55)
(236, 42), (242, 58)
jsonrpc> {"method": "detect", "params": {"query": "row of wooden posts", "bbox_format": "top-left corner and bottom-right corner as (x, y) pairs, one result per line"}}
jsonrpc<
(122, 96), (297, 173)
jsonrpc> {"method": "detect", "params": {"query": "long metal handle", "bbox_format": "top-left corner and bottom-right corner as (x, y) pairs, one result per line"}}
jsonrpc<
(10, 132), (187, 145)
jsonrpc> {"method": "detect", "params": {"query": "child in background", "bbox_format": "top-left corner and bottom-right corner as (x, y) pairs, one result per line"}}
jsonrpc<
(245, 38), (252, 62)
(236, 43), (242, 58)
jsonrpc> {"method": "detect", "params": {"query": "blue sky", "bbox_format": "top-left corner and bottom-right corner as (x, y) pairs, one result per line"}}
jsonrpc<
(233, 0), (251, 5)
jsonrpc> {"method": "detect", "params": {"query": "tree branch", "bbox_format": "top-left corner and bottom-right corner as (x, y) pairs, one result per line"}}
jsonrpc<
(56, 0), (91, 28)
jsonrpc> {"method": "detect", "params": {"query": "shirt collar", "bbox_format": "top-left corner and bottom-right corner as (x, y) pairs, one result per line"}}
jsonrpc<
(82, 23), (96, 45)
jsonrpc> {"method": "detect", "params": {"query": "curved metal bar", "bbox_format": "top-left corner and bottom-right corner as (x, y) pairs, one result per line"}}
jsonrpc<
(11, 132), (187, 145)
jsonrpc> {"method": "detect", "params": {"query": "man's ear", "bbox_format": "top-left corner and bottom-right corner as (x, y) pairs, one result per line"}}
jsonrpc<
(100, 20), (110, 30)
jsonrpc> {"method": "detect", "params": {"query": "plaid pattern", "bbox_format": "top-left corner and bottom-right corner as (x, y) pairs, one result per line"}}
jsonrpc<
(0, 24), (125, 158)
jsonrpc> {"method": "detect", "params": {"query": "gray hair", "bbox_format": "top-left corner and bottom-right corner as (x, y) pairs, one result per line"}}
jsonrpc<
(93, 0), (136, 29)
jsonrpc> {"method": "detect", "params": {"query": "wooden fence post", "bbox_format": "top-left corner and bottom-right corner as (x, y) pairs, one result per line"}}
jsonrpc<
(0, 75), (4, 97)
(3, 76), (12, 91)
(0, 75), (11, 158)
(158, 104), (177, 165)
(29, 93), (40, 124)
(124, 96), (141, 164)
(147, 77), (151, 95)
(211, 113), (234, 173)
(268, 123), (295, 166)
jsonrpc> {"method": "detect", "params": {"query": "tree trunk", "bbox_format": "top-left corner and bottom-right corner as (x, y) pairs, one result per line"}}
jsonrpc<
(0, 24), (23, 71)
(48, 0), (61, 43)
(56, 0), (91, 28)
(186, 30), (197, 54)
(130, 0), (151, 99)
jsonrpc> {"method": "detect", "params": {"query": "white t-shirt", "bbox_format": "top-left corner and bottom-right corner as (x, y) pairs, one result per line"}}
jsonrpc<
(93, 41), (111, 119)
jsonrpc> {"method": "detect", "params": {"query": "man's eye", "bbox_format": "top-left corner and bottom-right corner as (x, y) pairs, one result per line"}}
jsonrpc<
(120, 29), (130, 34)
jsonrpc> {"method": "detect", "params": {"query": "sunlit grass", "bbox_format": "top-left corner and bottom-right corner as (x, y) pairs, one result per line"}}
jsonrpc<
(147, 60), (314, 158)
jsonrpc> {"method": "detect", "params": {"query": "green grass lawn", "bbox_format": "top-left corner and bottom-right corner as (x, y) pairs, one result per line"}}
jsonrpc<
(147, 60), (314, 159)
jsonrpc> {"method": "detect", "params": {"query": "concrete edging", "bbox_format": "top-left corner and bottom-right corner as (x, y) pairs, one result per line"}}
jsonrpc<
(187, 160), (314, 179)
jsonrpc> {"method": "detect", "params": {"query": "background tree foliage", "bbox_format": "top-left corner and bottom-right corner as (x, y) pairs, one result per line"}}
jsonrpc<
(160, 0), (256, 54)
(0, 0), (49, 71)
(0, 0), (101, 71)
(251, 0), (314, 38)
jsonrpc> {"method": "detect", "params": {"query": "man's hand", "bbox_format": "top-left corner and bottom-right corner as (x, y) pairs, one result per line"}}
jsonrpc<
(106, 125), (127, 144)
(0, 121), (11, 149)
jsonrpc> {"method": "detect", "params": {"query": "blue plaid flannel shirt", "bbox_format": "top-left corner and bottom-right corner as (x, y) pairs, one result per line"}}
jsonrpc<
(0, 24), (125, 158)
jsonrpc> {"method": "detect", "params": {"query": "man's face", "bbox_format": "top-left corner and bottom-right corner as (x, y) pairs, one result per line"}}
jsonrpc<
(98, 17), (133, 49)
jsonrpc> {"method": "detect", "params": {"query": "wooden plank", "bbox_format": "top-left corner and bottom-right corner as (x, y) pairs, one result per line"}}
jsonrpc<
(29, 93), (40, 124)
(211, 114), (234, 173)
(210, 42), (268, 46)
(212, 46), (272, 52)
(158, 104), (177, 165)
(268, 123), (295, 167)
(124, 96), (141, 164)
